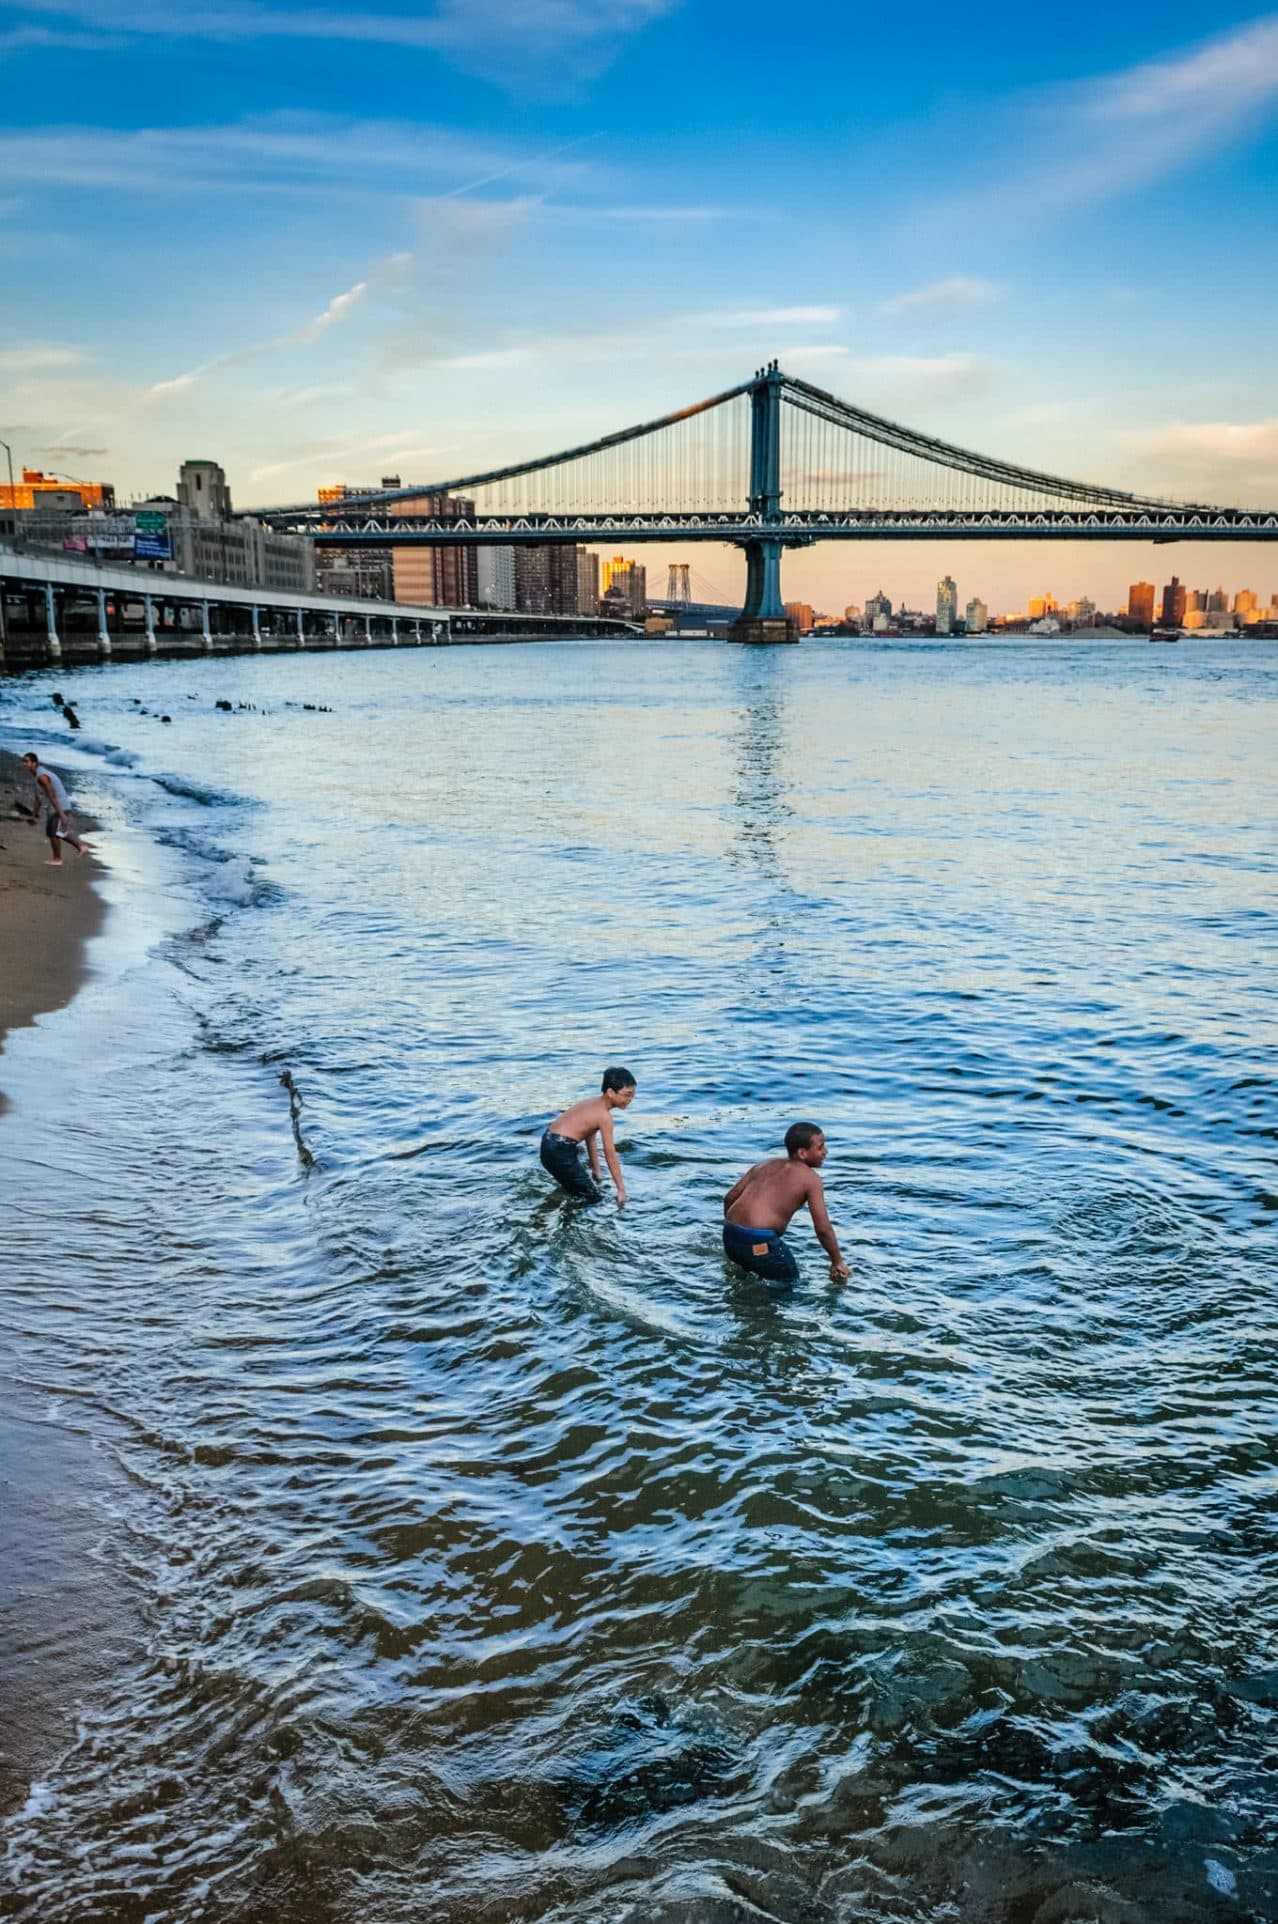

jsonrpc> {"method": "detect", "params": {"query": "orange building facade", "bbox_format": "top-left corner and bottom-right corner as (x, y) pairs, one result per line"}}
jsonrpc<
(0, 467), (115, 511)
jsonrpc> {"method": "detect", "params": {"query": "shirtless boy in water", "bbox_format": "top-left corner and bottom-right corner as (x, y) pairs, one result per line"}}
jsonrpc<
(723, 1122), (850, 1286)
(541, 1068), (636, 1206)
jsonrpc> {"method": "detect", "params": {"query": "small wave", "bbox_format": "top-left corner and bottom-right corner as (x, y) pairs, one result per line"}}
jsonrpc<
(150, 772), (244, 809)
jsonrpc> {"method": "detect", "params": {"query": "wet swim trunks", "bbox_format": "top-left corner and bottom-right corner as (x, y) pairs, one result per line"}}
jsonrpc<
(540, 1129), (602, 1203)
(722, 1221), (800, 1285)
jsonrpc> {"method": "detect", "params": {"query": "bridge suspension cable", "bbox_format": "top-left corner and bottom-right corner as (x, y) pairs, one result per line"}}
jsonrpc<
(779, 375), (1169, 515)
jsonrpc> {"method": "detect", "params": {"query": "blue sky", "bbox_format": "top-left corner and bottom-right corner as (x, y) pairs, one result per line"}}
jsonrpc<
(3, 0), (1277, 611)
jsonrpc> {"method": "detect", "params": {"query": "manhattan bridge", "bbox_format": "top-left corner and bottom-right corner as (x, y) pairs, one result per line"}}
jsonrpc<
(261, 362), (1278, 641)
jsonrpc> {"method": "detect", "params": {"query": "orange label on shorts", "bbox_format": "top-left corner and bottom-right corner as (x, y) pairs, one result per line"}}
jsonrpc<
(752, 1242), (769, 1257)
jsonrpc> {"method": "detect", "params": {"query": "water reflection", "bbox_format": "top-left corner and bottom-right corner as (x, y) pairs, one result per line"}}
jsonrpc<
(726, 651), (794, 887)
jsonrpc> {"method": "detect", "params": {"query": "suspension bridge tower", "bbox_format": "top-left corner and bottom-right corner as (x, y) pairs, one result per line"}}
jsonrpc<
(666, 562), (691, 603)
(729, 361), (803, 644)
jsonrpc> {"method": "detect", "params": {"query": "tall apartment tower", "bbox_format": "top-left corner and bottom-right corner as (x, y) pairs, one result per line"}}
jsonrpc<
(1128, 581), (1155, 628)
(577, 548), (600, 617)
(1160, 576), (1187, 626)
(936, 574), (958, 635)
(601, 556), (647, 618)
(476, 545), (517, 611)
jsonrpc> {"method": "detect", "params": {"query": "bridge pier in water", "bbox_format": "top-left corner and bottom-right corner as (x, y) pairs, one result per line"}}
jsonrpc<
(729, 362), (798, 643)
(730, 535), (797, 645)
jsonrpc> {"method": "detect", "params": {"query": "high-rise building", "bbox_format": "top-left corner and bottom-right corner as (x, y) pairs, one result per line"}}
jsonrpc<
(844, 603), (862, 624)
(1234, 589), (1258, 615)
(785, 601), (815, 631)
(1127, 581), (1155, 628)
(476, 545), (517, 611)
(577, 548), (600, 617)
(317, 481), (476, 607)
(1028, 592), (1058, 620)
(936, 574), (958, 635)
(965, 597), (988, 633)
(600, 555), (647, 619)
(514, 544), (589, 615)
(1187, 589), (1207, 614)
(177, 459), (233, 520)
(1206, 587), (1229, 616)
(1160, 577), (1187, 626)
(864, 588), (892, 627)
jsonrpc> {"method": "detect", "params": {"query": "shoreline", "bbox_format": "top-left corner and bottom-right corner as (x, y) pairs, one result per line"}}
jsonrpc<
(0, 745), (106, 1105)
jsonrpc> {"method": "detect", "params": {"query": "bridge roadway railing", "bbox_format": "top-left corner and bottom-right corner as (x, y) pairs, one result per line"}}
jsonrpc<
(286, 506), (1278, 544)
(0, 543), (638, 670)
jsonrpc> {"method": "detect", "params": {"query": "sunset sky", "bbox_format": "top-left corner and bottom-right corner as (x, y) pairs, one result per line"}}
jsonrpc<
(3, 0), (1277, 612)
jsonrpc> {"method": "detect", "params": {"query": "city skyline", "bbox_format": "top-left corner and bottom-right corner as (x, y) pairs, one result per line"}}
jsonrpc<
(3, 2), (1277, 611)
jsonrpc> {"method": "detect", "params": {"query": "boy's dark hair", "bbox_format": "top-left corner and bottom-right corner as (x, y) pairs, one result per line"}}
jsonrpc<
(602, 1066), (636, 1094)
(21, 752), (38, 764)
(785, 1122), (823, 1157)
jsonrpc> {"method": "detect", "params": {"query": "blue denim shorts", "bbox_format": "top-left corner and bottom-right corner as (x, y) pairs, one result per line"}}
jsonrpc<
(722, 1221), (799, 1285)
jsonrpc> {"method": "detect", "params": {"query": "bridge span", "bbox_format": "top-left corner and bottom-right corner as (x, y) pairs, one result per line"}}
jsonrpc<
(258, 362), (1278, 643)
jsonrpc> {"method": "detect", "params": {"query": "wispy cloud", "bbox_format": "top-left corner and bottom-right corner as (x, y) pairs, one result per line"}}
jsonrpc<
(941, 15), (1278, 224)
(777, 347), (1001, 410)
(32, 442), (109, 457)
(0, 114), (593, 198)
(145, 265), (394, 400)
(0, 345), (86, 371)
(879, 277), (1002, 319)
(688, 306), (843, 328)
(248, 428), (455, 486)
(4, 0), (679, 85)
(1124, 417), (1278, 501)
(0, 21), (116, 47)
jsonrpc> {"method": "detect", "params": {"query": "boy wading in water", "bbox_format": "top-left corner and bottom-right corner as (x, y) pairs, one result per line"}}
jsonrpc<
(541, 1068), (636, 1205)
(723, 1122), (850, 1286)
(20, 753), (87, 866)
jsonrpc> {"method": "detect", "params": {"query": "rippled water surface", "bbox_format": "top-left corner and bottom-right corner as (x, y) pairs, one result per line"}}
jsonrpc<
(2, 637), (1276, 1923)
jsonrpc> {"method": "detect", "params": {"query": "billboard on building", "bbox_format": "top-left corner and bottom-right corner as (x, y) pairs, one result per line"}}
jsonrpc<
(74, 513), (137, 553)
(134, 510), (171, 560)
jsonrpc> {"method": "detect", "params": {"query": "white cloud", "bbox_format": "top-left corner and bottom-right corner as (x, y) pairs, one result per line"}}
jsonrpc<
(4, 0), (679, 83)
(943, 16), (1278, 223)
(1124, 418), (1278, 501)
(0, 115), (591, 199)
(0, 345), (86, 370)
(0, 22), (116, 47)
(688, 306), (843, 328)
(248, 428), (454, 486)
(144, 271), (376, 401)
(775, 349), (999, 409)
(879, 277), (1002, 318)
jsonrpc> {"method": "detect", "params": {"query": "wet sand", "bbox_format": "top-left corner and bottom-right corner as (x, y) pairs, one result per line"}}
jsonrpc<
(0, 751), (125, 1816)
(0, 748), (105, 1105)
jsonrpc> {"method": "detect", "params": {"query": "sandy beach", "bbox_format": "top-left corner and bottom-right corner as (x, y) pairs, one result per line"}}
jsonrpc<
(0, 747), (105, 1100)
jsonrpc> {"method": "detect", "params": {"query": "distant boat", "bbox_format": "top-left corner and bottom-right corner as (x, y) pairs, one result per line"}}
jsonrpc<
(1149, 628), (1180, 644)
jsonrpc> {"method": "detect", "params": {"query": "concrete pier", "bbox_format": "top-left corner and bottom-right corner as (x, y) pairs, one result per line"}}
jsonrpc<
(0, 544), (637, 671)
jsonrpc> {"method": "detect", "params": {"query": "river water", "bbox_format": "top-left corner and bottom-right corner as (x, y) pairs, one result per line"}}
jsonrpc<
(1, 636), (1275, 1924)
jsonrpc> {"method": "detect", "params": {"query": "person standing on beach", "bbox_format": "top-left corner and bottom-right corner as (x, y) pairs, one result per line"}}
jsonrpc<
(20, 753), (87, 866)
(723, 1122), (850, 1286)
(540, 1068), (637, 1205)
